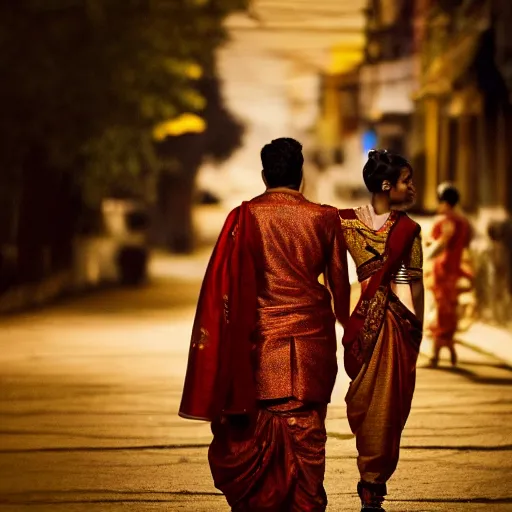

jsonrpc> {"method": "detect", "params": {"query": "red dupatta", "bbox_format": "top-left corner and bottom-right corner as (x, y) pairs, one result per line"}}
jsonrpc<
(341, 210), (420, 380)
(179, 202), (258, 422)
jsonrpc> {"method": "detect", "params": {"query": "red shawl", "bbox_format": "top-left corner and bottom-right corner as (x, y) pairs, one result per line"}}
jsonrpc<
(341, 210), (420, 380)
(179, 203), (258, 422)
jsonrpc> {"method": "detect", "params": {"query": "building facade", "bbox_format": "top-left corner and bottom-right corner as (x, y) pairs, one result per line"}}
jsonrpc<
(413, 0), (512, 218)
(360, 0), (417, 156)
(413, 0), (512, 321)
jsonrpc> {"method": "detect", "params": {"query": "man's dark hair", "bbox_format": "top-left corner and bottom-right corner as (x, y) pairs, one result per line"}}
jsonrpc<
(362, 149), (412, 193)
(438, 183), (460, 207)
(261, 138), (304, 189)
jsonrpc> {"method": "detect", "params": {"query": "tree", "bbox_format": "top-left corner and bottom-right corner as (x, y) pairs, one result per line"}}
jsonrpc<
(154, 71), (245, 252)
(0, 0), (247, 282)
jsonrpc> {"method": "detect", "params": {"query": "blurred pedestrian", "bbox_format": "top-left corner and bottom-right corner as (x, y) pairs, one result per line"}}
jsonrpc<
(337, 149), (424, 511)
(426, 183), (473, 367)
(179, 138), (351, 511)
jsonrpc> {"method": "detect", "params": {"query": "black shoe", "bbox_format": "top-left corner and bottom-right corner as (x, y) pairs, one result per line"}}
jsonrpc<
(358, 481), (386, 511)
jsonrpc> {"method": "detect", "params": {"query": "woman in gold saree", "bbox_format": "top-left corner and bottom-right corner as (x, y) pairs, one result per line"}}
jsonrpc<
(339, 150), (424, 511)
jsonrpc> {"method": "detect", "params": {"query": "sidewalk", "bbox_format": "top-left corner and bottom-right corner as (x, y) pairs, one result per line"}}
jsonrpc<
(453, 322), (512, 367)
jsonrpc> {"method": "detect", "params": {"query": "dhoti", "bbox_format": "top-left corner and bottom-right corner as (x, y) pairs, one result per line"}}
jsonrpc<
(208, 399), (327, 511)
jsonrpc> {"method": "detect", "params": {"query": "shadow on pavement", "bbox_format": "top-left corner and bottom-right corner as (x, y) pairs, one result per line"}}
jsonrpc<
(420, 364), (512, 386)
(401, 444), (512, 451)
(390, 497), (512, 505)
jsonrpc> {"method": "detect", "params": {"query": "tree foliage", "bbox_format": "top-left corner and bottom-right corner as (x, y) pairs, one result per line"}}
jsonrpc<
(0, 0), (247, 203)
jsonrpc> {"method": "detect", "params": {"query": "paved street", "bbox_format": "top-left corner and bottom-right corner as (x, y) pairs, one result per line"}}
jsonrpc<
(1, 249), (512, 512)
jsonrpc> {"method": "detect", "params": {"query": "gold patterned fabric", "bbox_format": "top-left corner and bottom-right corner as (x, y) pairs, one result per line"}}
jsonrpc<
(346, 293), (422, 484)
(405, 233), (423, 281)
(340, 210), (423, 485)
(248, 190), (350, 404)
(339, 210), (422, 283)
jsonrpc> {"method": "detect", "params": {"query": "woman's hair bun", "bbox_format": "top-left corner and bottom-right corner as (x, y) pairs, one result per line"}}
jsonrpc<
(368, 149), (390, 163)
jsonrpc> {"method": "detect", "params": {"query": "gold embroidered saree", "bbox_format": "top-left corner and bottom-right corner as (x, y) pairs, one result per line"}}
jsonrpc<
(339, 208), (423, 485)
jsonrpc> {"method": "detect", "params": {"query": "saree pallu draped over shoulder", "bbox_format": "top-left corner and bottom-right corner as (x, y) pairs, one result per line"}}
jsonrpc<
(339, 209), (423, 486)
(179, 202), (258, 422)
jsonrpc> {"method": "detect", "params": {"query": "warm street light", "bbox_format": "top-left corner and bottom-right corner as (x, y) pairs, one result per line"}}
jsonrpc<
(152, 113), (206, 141)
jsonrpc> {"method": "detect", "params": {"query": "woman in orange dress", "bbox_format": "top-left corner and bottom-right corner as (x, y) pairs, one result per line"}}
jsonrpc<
(338, 150), (424, 511)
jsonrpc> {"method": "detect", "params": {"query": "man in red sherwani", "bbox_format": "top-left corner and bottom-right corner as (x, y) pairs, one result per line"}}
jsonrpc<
(179, 138), (351, 511)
